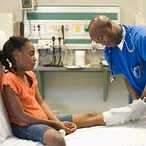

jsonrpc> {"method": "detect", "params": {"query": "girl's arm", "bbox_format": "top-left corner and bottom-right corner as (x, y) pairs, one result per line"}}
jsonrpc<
(4, 85), (76, 133)
(3, 85), (58, 126)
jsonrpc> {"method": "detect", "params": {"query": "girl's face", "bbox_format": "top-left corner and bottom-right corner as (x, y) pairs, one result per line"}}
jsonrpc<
(14, 41), (36, 71)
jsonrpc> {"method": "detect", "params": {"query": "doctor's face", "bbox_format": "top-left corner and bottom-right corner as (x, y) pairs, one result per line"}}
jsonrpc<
(94, 26), (119, 48)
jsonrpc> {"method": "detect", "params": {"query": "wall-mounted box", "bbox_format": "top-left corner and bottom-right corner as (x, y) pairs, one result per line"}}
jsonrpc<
(20, 0), (34, 10)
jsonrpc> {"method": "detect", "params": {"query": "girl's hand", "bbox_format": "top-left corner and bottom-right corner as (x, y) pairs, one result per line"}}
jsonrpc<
(52, 121), (77, 134)
(62, 121), (77, 133)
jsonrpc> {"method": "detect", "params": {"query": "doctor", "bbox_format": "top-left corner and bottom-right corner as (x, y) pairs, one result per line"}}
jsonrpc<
(89, 15), (146, 103)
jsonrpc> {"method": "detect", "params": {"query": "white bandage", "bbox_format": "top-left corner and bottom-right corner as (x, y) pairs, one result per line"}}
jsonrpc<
(103, 99), (146, 126)
(128, 99), (146, 121)
(103, 107), (131, 126)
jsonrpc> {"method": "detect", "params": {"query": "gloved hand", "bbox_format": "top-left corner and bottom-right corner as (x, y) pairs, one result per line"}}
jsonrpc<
(128, 99), (146, 121)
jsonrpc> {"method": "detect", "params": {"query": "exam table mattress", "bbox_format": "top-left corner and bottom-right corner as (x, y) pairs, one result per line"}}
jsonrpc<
(65, 118), (146, 146)
(1, 119), (146, 146)
(0, 136), (44, 146)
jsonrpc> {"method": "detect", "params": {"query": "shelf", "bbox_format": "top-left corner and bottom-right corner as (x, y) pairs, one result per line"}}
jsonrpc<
(34, 66), (109, 101)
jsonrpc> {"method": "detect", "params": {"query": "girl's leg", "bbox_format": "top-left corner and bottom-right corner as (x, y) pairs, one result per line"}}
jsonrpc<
(11, 123), (66, 146)
(72, 112), (106, 128)
(43, 129), (66, 146)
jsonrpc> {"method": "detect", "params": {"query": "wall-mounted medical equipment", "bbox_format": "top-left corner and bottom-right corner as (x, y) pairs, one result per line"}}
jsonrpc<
(24, 6), (120, 67)
(24, 6), (120, 50)
(38, 37), (64, 67)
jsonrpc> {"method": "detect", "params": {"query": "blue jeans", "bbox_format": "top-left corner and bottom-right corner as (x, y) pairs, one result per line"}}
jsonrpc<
(11, 114), (72, 145)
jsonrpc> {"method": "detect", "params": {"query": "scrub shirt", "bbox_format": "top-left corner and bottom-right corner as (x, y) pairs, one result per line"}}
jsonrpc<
(104, 25), (146, 97)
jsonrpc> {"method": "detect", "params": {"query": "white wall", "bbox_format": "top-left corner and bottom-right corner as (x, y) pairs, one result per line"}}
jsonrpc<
(0, 0), (22, 21)
(0, 0), (141, 24)
(43, 72), (128, 114)
(37, 0), (139, 24)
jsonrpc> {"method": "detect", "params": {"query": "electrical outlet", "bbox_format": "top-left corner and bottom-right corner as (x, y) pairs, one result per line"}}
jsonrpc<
(31, 24), (45, 35)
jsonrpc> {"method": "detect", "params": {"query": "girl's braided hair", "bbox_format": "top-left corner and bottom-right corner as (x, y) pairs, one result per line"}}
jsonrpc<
(0, 36), (30, 71)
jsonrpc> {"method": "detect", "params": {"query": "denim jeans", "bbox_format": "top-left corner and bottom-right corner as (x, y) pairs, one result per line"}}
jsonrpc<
(11, 114), (72, 144)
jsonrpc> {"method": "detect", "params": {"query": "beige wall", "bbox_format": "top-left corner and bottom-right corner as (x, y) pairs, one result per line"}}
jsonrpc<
(0, 0), (142, 24)
(0, 1), (22, 21)
(37, 0), (140, 24)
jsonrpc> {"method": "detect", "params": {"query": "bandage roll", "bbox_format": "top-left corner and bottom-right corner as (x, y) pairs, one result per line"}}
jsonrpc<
(110, 106), (131, 115)
(103, 110), (130, 126)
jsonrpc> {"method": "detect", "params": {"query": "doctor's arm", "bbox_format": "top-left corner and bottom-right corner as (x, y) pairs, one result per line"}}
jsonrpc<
(123, 76), (139, 101)
(141, 86), (146, 98)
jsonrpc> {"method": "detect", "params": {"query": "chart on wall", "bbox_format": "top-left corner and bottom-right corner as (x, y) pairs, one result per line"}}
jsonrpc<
(24, 6), (120, 49)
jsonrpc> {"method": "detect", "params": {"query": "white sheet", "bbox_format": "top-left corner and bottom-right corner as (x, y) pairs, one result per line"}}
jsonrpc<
(65, 118), (146, 146)
(1, 136), (44, 146)
(2, 119), (146, 146)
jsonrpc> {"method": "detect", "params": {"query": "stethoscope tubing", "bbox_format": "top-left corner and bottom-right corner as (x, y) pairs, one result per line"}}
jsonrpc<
(109, 25), (136, 82)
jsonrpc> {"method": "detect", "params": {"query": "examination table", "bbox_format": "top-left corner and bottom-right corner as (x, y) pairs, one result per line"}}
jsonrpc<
(1, 93), (146, 146)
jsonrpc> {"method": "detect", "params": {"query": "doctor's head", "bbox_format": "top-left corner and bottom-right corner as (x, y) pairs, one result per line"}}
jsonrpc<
(88, 15), (122, 47)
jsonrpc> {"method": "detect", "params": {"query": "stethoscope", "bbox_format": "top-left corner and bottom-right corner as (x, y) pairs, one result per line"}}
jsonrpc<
(109, 48), (115, 82)
(109, 25), (136, 83)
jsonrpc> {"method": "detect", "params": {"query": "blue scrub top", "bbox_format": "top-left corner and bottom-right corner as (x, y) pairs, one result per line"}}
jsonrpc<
(104, 25), (146, 96)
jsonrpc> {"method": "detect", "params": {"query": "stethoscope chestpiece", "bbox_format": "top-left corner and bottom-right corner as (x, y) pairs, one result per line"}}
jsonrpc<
(110, 74), (115, 83)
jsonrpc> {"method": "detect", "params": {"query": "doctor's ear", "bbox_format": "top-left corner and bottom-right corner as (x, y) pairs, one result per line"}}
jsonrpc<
(105, 21), (112, 29)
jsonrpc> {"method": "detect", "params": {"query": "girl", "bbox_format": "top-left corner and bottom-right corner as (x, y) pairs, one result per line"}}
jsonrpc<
(0, 36), (105, 146)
